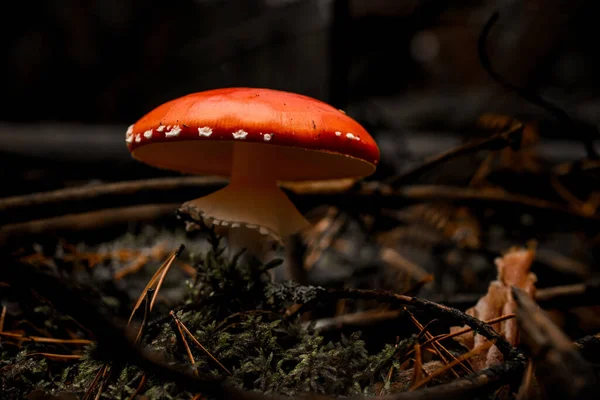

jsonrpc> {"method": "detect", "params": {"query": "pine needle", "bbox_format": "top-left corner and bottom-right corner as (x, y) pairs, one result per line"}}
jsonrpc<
(0, 331), (92, 345)
(407, 310), (472, 377)
(170, 311), (196, 365)
(26, 352), (83, 361)
(127, 244), (184, 327)
(0, 305), (6, 332)
(410, 340), (495, 390)
(421, 313), (516, 349)
(410, 343), (423, 387)
(83, 364), (109, 400)
(171, 311), (232, 376)
(128, 374), (147, 400)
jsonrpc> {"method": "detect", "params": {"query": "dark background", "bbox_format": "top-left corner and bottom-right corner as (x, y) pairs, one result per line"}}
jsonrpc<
(1, 0), (599, 196)
(1, 0), (599, 349)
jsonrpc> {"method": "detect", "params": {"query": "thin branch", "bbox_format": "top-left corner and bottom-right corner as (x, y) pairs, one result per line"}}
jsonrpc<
(286, 287), (517, 359)
(4, 179), (596, 248)
(0, 203), (179, 246)
(307, 308), (403, 332)
(478, 11), (599, 159)
(432, 280), (600, 311)
(0, 176), (226, 226)
(421, 314), (515, 350)
(534, 278), (600, 309)
(386, 120), (524, 188)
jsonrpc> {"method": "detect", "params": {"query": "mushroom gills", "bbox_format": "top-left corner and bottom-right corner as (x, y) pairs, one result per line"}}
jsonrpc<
(180, 142), (310, 252)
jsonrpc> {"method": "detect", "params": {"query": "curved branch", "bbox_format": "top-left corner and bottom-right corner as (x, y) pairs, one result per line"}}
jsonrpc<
(478, 11), (599, 159)
(386, 119), (524, 188)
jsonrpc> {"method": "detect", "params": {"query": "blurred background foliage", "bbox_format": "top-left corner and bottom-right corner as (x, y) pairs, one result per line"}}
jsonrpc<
(1, 0), (599, 195)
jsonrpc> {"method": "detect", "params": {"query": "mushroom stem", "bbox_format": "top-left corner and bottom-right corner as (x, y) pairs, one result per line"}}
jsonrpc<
(182, 143), (310, 257)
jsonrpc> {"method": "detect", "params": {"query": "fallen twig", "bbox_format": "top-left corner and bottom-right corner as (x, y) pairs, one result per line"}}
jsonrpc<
(534, 278), (600, 309)
(432, 279), (600, 311)
(386, 120), (524, 188)
(0, 177), (226, 226)
(307, 308), (403, 332)
(0, 203), (179, 246)
(2, 178), (597, 244)
(285, 287), (517, 361)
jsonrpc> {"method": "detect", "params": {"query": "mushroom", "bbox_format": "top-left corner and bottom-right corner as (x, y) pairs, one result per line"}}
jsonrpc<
(126, 87), (379, 257)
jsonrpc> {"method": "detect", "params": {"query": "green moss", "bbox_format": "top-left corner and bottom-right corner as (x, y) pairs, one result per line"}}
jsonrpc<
(2, 230), (431, 399)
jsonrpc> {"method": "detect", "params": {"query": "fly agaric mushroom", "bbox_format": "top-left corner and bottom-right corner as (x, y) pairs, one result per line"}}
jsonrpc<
(126, 87), (379, 255)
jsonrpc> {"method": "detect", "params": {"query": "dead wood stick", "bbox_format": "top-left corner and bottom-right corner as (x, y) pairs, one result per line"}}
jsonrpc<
(512, 287), (600, 399)
(1, 177), (597, 235)
(434, 279), (600, 311)
(0, 204), (179, 246)
(0, 176), (227, 226)
(285, 287), (516, 360)
(534, 279), (600, 309)
(306, 308), (403, 332)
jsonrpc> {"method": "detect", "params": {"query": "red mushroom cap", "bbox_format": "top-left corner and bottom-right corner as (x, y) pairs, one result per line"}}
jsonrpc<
(126, 87), (380, 181)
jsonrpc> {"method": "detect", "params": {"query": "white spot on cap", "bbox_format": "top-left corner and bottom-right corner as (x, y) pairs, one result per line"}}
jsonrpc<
(264, 133), (272, 141)
(346, 133), (360, 141)
(135, 134), (142, 143)
(232, 129), (248, 139)
(125, 125), (134, 143)
(198, 127), (212, 137)
(165, 125), (181, 137)
(338, 109), (346, 114)
(259, 227), (269, 235)
(231, 223), (241, 228)
(143, 129), (153, 139)
(335, 131), (342, 136)
(156, 125), (165, 132)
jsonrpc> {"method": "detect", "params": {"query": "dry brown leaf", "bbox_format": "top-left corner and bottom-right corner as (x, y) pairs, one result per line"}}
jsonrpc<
(450, 246), (537, 370)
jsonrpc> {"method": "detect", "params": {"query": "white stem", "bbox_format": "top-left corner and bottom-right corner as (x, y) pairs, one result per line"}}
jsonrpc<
(183, 142), (310, 257)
